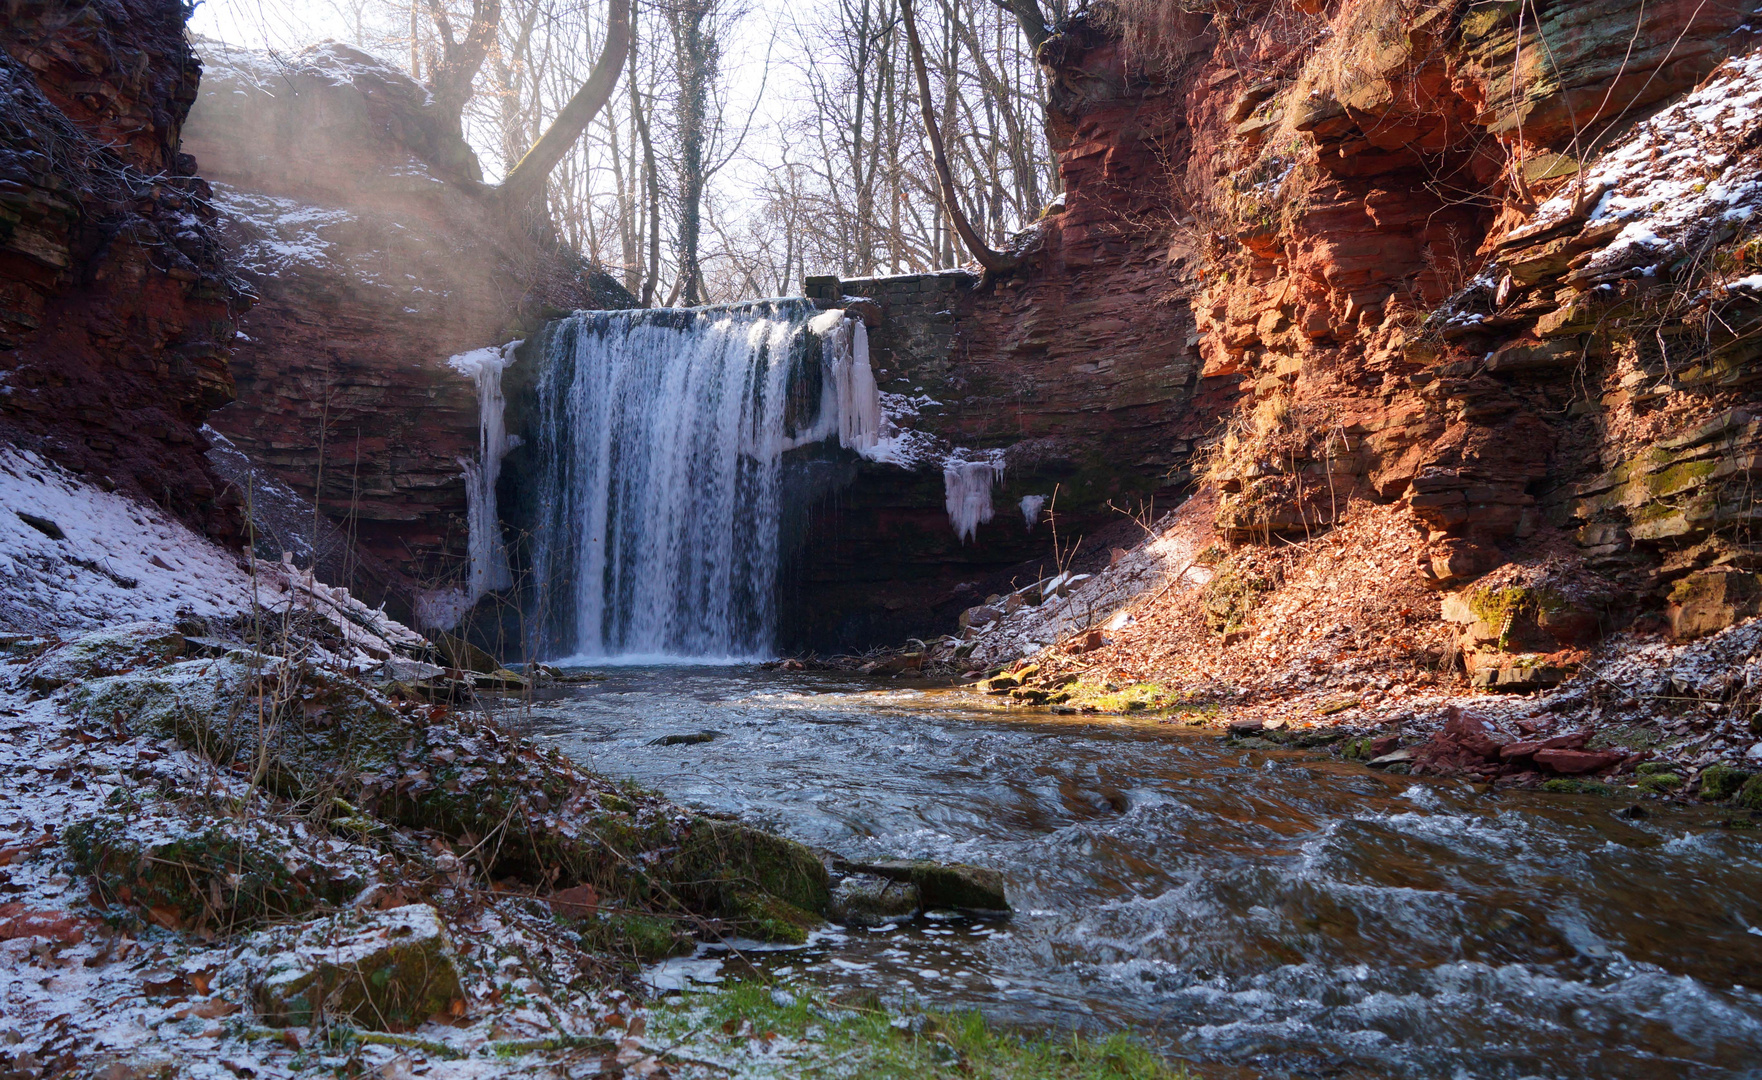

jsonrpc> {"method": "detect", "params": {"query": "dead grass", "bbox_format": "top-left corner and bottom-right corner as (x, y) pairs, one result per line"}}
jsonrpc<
(1035, 499), (1459, 714)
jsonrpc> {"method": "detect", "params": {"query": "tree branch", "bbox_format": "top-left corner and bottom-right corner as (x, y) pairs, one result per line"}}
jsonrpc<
(900, 0), (1018, 273)
(494, 0), (633, 212)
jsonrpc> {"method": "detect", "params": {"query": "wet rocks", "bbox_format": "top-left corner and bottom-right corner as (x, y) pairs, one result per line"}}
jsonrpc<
(829, 874), (922, 927)
(648, 730), (722, 746)
(256, 905), (462, 1030)
(850, 860), (1008, 912)
(1698, 763), (1752, 801)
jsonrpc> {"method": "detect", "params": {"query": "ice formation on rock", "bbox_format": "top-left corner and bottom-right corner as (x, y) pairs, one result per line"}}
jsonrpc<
(420, 341), (520, 628)
(944, 458), (1006, 544)
(1020, 494), (1048, 530)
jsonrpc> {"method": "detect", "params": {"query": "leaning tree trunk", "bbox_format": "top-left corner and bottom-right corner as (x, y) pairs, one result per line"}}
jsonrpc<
(900, 0), (1019, 273)
(494, 0), (634, 212)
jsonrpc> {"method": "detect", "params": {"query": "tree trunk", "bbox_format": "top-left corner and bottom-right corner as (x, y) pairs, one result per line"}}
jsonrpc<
(495, 0), (633, 212)
(900, 0), (1017, 272)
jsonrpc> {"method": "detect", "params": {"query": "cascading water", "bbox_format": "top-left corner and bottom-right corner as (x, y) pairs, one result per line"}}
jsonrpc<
(526, 300), (879, 661)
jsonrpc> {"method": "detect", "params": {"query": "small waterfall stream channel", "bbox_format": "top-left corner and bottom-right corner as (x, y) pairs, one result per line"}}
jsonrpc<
(467, 304), (1762, 1078)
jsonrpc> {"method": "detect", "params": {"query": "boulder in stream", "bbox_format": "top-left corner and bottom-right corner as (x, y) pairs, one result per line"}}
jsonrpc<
(851, 859), (1009, 912)
(829, 873), (921, 927)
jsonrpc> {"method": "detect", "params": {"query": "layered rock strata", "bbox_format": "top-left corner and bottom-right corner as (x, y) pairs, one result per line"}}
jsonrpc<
(0, 0), (242, 535)
(182, 42), (632, 614)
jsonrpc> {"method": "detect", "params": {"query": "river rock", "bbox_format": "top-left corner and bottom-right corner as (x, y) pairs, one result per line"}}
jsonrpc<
(648, 730), (722, 746)
(851, 859), (1008, 912)
(380, 656), (445, 683)
(829, 874), (921, 927)
(257, 905), (463, 1029)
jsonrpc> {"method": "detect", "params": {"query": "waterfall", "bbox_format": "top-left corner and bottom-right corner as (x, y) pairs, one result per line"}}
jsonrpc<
(528, 300), (873, 661)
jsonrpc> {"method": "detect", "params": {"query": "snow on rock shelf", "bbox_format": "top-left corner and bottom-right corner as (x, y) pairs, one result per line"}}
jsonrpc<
(0, 447), (253, 635)
(0, 446), (427, 666)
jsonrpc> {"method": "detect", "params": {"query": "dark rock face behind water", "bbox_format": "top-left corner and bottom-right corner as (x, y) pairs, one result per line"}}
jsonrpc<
(182, 42), (633, 612)
(0, 0), (241, 536)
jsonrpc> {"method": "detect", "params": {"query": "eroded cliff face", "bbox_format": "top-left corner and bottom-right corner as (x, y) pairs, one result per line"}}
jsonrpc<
(182, 42), (632, 613)
(1160, 0), (1761, 680)
(0, 0), (241, 535)
(947, 0), (1762, 694)
(781, 23), (1219, 649)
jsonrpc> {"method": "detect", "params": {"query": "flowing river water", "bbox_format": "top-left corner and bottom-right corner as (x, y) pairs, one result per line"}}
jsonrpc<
(512, 666), (1762, 1079)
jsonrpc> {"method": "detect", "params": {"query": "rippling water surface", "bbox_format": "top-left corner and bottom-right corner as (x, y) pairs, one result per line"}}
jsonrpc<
(512, 666), (1762, 1079)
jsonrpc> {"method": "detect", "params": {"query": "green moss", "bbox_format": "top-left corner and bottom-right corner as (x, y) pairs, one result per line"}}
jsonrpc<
(1055, 681), (1189, 715)
(1541, 778), (1614, 796)
(1735, 775), (1762, 811)
(66, 813), (363, 930)
(649, 981), (1190, 1080)
(1699, 763), (1752, 801)
(1200, 563), (1272, 635)
(1644, 457), (1718, 498)
(572, 912), (693, 962)
(1637, 772), (1684, 793)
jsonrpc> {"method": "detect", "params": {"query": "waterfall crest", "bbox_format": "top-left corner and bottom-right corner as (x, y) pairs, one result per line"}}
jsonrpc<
(528, 300), (870, 661)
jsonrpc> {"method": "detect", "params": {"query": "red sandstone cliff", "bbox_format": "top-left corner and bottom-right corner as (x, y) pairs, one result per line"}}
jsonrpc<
(180, 41), (633, 613)
(955, 0), (1762, 753)
(0, 0), (242, 535)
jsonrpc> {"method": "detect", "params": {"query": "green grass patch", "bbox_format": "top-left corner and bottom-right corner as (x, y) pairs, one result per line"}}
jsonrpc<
(649, 981), (1188, 1079)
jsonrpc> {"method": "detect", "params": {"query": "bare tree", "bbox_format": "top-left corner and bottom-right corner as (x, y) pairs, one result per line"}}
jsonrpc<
(901, 0), (1018, 272)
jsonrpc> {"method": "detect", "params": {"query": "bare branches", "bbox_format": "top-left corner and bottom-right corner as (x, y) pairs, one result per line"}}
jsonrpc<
(900, 0), (1020, 273)
(494, 0), (632, 211)
(424, 0), (503, 132)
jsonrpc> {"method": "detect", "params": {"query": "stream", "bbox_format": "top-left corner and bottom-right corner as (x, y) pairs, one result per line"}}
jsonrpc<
(513, 666), (1762, 1079)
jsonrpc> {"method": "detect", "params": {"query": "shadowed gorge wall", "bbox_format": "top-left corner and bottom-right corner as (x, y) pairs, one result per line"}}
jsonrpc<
(0, 0), (241, 536)
(181, 41), (634, 615)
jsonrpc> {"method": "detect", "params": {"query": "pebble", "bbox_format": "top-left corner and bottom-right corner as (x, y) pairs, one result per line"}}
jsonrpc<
(1747, 743), (1762, 761)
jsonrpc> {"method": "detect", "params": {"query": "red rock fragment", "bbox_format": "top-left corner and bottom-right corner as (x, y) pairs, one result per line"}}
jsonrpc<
(0, 903), (97, 944)
(1532, 749), (1626, 775)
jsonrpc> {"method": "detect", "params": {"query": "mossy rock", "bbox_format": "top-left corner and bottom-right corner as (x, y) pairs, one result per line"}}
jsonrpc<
(1699, 763), (1752, 801)
(725, 891), (822, 945)
(853, 859), (1008, 911)
(23, 621), (185, 692)
(829, 874), (921, 928)
(1541, 778), (1613, 796)
(1736, 775), (1762, 811)
(69, 653), (407, 799)
(1200, 564), (1271, 635)
(258, 905), (462, 1030)
(65, 813), (365, 931)
(662, 818), (832, 919)
(1638, 772), (1684, 793)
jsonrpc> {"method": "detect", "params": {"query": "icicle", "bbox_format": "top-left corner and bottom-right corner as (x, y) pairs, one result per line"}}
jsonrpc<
(418, 340), (519, 628)
(944, 458), (1004, 543)
(802, 310), (883, 456)
(1020, 494), (1047, 530)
